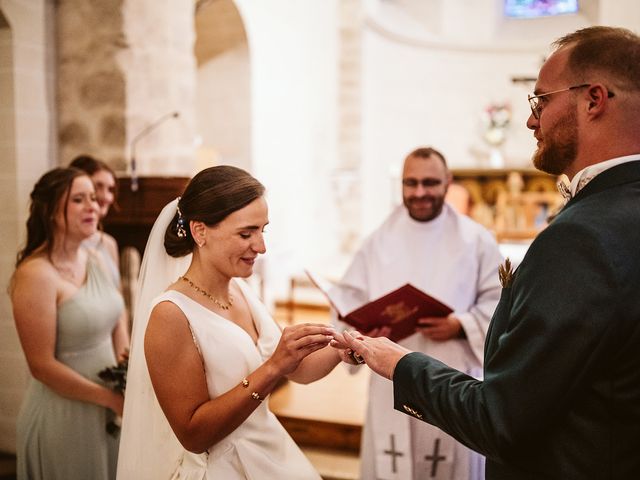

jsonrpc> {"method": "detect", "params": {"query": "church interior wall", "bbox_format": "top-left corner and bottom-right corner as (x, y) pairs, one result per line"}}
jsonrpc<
(194, 0), (251, 174)
(196, 44), (251, 172)
(233, 0), (341, 298)
(118, 0), (197, 176)
(195, 0), (251, 172)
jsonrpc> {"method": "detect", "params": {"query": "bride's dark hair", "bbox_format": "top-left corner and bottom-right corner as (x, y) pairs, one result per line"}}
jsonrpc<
(164, 166), (265, 258)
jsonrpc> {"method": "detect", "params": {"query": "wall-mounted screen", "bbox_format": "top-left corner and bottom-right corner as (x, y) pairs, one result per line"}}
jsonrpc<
(504, 0), (579, 18)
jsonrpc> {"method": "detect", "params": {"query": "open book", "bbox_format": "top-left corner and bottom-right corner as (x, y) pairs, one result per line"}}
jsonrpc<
(305, 269), (453, 342)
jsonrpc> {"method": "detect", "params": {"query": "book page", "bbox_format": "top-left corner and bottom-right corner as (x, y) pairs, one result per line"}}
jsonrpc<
(304, 269), (348, 316)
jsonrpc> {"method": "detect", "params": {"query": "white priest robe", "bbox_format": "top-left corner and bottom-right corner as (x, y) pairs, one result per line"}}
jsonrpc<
(331, 204), (503, 480)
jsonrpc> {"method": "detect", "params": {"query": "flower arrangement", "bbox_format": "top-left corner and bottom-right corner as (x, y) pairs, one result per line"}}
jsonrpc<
(481, 102), (512, 146)
(98, 352), (128, 436)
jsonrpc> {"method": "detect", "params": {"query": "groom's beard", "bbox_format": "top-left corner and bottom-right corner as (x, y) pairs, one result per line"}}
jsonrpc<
(533, 105), (578, 175)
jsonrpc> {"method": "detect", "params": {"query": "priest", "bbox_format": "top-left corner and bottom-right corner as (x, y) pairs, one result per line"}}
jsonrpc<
(330, 146), (503, 480)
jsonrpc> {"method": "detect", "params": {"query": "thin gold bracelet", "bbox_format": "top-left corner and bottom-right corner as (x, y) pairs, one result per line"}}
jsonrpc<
(241, 378), (264, 402)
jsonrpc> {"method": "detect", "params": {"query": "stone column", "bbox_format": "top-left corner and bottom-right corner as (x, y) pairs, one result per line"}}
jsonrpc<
(0, 0), (58, 453)
(334, 0), (364, 254)
(56, 0), (196, 174)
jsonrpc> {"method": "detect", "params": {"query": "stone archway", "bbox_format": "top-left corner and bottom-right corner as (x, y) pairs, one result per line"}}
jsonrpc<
(194, 0), (251, 171)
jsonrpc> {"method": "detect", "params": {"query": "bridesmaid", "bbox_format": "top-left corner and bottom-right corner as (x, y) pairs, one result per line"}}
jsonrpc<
(10, 167), (127, 480)
(69, 154), (121, 287)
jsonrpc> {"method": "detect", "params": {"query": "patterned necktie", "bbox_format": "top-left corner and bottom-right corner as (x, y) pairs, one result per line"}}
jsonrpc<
(557, 175), (594, 203)
(557, 180), (572, 202)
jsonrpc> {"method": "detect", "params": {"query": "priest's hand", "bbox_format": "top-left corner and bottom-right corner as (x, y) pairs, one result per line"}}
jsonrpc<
(332, 330), (411, 380)
(416, 313), (463, 341)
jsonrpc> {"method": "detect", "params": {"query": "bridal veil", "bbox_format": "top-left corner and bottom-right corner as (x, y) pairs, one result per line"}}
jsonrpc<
(116, 199), (192, 479)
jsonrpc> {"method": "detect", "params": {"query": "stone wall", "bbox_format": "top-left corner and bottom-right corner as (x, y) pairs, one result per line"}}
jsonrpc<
(57, 0), (197, 174)
(56, 0), (127, 168)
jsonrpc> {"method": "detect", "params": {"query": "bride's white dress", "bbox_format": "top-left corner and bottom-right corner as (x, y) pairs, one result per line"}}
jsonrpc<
(157, 280), (321, 480)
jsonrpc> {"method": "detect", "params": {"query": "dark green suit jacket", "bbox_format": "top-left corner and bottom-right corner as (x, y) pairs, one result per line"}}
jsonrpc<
(393, 161), (640, 479)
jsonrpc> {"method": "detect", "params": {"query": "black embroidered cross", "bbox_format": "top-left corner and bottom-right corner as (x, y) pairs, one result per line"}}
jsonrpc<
(424, 438), (446, 477)
(383, 434), (404, 473)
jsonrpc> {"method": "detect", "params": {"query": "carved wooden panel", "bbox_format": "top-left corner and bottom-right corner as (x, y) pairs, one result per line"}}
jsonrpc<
(451, 169), (563, 241)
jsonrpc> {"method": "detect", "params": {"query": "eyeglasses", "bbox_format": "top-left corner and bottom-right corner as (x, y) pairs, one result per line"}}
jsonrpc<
(402, 178), (443, 188)
(527, 83), (615, 119)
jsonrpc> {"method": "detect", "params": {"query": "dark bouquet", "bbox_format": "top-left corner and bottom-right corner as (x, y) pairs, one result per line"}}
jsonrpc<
(98, 352), (129, 436)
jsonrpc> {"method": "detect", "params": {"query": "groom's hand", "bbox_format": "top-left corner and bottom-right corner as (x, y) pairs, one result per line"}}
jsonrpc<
(332, 330), (412, 379)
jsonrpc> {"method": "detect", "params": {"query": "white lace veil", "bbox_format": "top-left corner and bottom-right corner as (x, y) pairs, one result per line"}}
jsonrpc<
(117, 198), (192, 479)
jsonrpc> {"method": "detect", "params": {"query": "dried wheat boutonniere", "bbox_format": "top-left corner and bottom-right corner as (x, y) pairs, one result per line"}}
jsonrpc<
(498, 258), (514, 288)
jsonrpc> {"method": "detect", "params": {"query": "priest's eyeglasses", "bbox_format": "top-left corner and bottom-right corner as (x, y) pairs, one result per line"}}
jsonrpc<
(402, 178), (442, 188)
(527, 83), (615, 119)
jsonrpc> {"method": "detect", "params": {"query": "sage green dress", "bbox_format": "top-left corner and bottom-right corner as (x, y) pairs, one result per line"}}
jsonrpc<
(16, 256), (125, 480)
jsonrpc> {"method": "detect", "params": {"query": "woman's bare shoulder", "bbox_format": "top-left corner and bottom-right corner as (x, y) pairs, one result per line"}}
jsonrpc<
(11, 255), (59, 300)
(145, 298), (198, 360)
(147, 297), (190, 336)
(14, 255), (57, 282)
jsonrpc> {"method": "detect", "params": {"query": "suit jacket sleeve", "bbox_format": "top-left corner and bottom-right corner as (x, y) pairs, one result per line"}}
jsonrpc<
(392, 219), (620, 462)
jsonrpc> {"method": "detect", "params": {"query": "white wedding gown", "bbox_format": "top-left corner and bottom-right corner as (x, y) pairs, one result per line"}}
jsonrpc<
(155, 280), (321, 480)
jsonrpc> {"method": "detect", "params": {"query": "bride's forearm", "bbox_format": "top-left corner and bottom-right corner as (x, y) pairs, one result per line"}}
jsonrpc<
(287, 346), (341, 384)
(177, 361), (284, 453)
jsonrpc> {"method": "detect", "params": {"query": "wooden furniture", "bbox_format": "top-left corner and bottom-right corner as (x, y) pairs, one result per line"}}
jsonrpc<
(452, 168), (559, 204)
(103, 176), (190, 256)
(451, 168), (563, 241)
(281, 275), (330, 324)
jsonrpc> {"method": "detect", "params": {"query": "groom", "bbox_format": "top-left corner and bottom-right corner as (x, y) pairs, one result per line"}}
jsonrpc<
(335, 26), (640, 479)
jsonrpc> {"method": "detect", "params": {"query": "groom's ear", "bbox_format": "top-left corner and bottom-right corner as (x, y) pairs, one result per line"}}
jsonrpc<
(189, 220), (207, 245)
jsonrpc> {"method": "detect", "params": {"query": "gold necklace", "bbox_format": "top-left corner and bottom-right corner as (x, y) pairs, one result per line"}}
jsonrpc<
(180, 276), (234, 310)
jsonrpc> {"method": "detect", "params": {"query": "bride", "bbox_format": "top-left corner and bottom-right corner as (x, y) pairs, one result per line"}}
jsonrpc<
(117, 166), (353, 479)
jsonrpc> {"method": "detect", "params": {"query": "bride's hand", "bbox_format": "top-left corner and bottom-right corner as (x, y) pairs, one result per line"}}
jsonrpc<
(267, 323), (335, 376)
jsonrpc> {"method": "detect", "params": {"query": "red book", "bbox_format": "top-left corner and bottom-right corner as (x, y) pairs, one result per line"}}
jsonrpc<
(305, 270), (453, 342)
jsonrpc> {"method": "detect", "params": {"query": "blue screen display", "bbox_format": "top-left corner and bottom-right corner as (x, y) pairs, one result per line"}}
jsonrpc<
(504, 0), (579, 18)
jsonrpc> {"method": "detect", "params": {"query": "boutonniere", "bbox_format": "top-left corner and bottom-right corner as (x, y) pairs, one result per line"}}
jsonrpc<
(498, 258), (514, 288)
